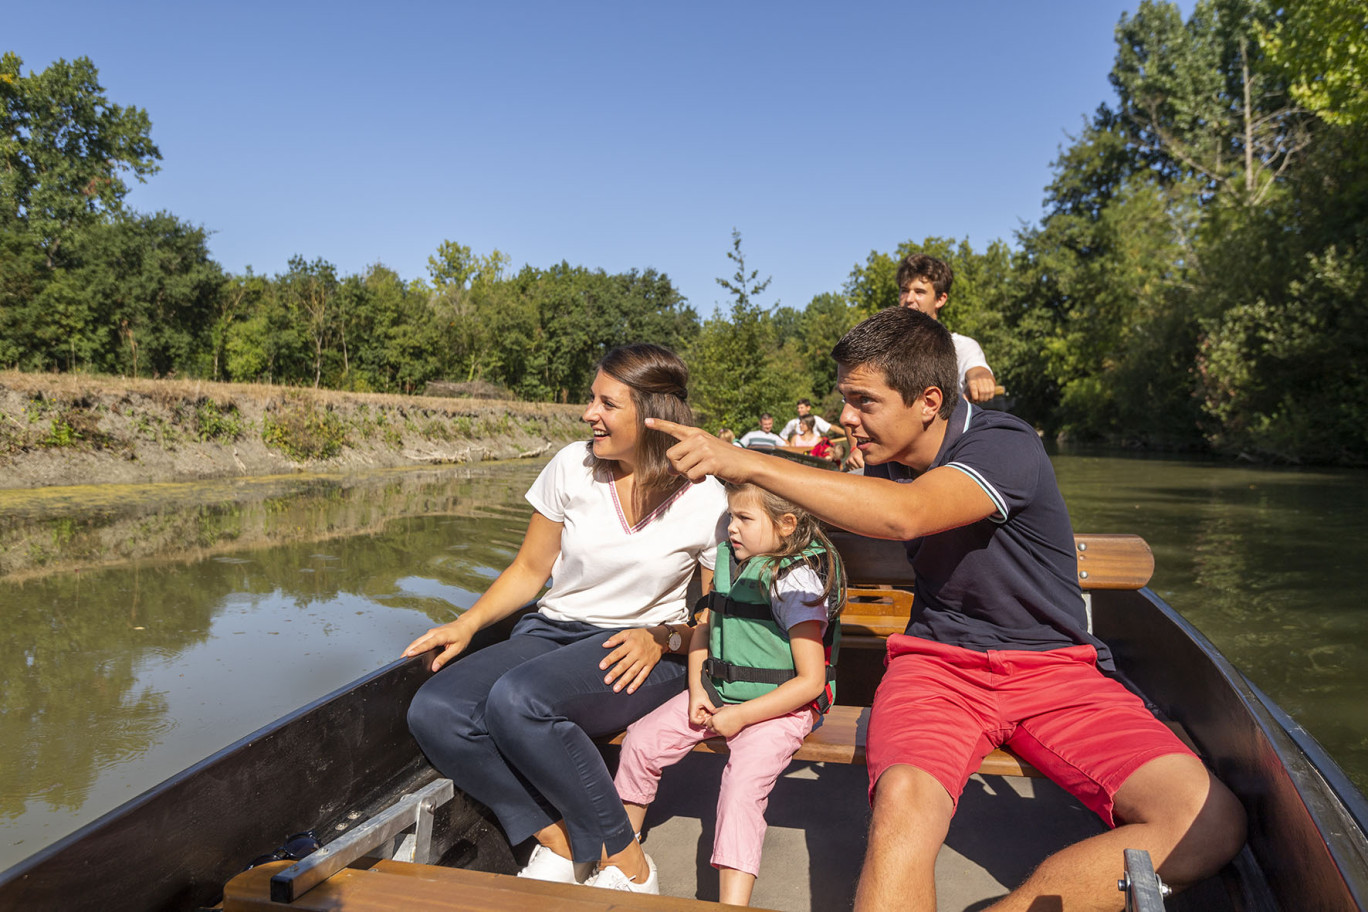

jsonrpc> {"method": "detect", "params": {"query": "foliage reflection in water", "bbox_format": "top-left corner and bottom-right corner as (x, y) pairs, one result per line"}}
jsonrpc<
(0, 461), (543, 870)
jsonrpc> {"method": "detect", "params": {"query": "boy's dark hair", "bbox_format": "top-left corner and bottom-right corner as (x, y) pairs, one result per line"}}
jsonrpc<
(831, 308), (958, 419)
(896, 253), (954, 299)
(796, 398), (811, 407)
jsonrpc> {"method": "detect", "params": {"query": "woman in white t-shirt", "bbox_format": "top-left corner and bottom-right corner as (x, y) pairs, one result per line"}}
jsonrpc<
(404, 344), (727, 891)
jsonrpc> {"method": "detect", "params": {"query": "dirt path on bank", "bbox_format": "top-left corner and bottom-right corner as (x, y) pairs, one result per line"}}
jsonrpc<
(0, 372), (586, 490)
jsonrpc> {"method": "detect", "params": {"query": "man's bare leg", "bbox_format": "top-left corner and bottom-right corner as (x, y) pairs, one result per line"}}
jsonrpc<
(986, 755), (1247, 911)
(853, 764), (955, 912)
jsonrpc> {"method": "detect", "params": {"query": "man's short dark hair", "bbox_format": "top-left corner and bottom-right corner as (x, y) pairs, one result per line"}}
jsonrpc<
(896, 253), (953, 299)
(796, 398), (811, 407)
(831, 308), (958, 419)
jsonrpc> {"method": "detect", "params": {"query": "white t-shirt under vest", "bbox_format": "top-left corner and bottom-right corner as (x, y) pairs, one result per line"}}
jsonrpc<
(525, 442), (728, 628)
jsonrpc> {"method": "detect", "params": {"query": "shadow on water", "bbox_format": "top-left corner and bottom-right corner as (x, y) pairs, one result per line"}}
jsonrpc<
(0, 461), (544, 868)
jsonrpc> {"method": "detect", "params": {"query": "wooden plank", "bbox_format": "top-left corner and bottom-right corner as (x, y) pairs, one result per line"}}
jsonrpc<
(600, 706), (1044, 777)
(224, 859), (737, 911)
(830, 532), (1154, 591)
(1074, 534), (1154, 590)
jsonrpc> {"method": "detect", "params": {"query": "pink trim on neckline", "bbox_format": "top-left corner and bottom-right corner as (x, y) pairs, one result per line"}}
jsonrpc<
(609, 477), (690, 534)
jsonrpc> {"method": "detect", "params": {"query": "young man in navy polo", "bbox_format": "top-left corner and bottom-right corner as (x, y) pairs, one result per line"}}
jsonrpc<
(646, 307), (1245, 912)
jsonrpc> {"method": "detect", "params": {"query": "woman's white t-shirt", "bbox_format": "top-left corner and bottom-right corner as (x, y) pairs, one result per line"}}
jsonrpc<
(526, 442), (728, 628)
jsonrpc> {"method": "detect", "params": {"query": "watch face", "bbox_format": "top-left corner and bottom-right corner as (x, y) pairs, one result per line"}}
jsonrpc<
(668, 631), (682, 651)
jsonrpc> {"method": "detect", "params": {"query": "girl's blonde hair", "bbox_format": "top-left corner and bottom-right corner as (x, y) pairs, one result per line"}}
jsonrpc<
(724, 482), (845, 618)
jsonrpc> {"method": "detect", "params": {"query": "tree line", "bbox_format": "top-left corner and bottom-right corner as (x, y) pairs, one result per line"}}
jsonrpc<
(3, 0), (1365, 465)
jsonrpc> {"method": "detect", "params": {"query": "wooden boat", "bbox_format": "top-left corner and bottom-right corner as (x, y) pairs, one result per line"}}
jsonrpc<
(2, 533), (1366, 911)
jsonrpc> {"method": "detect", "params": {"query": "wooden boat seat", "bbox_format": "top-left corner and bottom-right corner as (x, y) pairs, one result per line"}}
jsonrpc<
(601, 704), (1042, 776)
(598, 534), (1155, 780)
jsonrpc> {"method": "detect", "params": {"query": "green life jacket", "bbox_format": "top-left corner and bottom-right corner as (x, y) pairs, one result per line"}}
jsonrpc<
(699, 540), (844, 714)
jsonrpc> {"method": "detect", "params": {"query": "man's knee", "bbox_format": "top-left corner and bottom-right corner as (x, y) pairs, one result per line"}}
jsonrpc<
(868, 765), (955, 844)
(1116, 755), (1247, 883)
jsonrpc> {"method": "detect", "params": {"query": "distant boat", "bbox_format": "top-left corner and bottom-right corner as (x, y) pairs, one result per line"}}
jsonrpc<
(2, 533), (1365, 911)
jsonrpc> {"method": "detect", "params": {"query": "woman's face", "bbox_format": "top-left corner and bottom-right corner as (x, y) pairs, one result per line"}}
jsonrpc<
(583, 370), (640, 466)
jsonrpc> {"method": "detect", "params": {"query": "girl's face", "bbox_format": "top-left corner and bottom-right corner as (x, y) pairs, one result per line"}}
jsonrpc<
(583, 370), (640, 466)
(726, 490), (793, 561)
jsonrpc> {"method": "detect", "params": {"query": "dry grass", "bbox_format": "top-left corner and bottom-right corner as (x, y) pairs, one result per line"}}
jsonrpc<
(0, 371), (581, 417)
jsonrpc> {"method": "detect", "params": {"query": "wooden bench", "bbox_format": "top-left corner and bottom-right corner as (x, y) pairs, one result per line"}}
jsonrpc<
(600, 534), (1156, 780)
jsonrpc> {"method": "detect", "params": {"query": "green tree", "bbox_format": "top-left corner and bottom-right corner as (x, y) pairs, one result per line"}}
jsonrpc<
(1261, 0), (1368, 127)
(689, 231), (805, 431)
(0, 53), (160, 268)
(715, 228), (773, 310)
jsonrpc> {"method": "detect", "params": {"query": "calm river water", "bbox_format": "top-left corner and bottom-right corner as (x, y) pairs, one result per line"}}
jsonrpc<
(1, 451), (1365, 871)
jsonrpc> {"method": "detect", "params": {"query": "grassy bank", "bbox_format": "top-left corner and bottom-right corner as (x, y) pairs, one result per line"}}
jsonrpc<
(0, 372), (586, 490)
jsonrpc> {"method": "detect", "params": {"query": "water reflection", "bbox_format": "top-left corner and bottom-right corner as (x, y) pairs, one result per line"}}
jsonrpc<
(1054, 451), (1368, 796)
(0, 462), (543, 868)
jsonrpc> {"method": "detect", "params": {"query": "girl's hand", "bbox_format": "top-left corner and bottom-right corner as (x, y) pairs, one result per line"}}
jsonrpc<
(703, 705), (746, 738)
(600, 627), (664, 694)
(402, 617), (475, 673)
(688, 688), (716, 727)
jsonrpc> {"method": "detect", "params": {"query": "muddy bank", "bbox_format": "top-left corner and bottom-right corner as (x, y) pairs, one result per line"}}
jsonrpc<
(0, 372), (586, 490)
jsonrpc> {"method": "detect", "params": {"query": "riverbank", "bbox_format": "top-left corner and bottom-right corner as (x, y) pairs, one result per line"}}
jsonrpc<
(0, 372), (586, 490)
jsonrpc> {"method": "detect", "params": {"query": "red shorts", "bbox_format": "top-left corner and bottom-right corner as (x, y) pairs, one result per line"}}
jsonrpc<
(866, 635), (1195, 827)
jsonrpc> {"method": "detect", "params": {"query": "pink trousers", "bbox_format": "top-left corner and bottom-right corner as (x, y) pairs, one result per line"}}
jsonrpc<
(613, 690), (815, 877)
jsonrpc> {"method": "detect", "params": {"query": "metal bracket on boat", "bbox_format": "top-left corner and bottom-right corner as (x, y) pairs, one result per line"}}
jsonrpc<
(1118, 848), (1171, 911)
(269, 777), (455, 904)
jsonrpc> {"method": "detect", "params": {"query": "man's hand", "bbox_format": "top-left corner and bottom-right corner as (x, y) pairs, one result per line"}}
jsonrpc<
(964, 367), (997, 404)
(645, 418), (755, 484)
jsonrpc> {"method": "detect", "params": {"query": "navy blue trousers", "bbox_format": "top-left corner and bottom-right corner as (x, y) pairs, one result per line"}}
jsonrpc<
(407, 613), (687, 862)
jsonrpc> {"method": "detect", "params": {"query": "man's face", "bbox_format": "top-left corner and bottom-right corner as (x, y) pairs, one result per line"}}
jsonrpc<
(760, 415), (774, 432)
(796, 402), (811, 418)
(898, 277), (947, 319)
(837, 363), (923, 466)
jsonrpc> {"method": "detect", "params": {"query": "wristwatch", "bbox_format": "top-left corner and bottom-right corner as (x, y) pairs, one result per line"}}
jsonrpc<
(666, 628), (683, 653)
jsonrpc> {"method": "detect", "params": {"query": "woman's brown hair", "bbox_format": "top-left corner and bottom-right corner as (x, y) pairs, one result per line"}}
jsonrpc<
(590, 343), (694, 517)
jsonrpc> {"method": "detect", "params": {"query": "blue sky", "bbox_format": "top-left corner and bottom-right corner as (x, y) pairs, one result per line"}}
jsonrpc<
(8, 1), (1192, 317)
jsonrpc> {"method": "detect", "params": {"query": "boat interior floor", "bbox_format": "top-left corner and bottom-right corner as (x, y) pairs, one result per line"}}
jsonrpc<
(235, 750), (1235, 912)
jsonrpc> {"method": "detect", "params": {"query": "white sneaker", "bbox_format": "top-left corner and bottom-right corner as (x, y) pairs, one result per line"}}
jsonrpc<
(584, 854), (659, 894)
(516, 844), (591, 884)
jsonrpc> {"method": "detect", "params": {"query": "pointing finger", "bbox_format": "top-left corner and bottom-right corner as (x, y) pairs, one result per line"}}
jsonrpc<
(644, 417), (696, 440)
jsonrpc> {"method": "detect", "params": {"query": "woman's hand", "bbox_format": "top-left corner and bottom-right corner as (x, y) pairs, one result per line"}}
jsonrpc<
(402, 616), (476, 673)
(599, 627), (665, 695)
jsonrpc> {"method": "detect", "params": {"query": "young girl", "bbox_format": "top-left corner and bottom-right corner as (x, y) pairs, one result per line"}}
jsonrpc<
(590, 482), (845, 904)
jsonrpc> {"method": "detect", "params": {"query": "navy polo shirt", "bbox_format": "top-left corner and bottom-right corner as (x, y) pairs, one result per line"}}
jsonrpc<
(867, 398), (1114, 671)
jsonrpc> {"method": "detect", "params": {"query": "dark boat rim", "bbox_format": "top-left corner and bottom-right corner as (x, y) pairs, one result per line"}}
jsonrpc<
(0, 655), (419, 884)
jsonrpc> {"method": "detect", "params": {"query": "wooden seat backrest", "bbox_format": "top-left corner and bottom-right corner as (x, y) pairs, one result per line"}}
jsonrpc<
(829, 531), (1153, 590)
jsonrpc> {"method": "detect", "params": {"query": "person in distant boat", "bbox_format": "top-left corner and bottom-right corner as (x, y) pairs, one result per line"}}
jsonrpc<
(643, 308), (1247, 912)
(718, 428), (737, 446)
(404, 343), (727, 893)
(786, 414), (823, 449)
(738, 414), (786, 448)
(778, 398), (832, 441)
